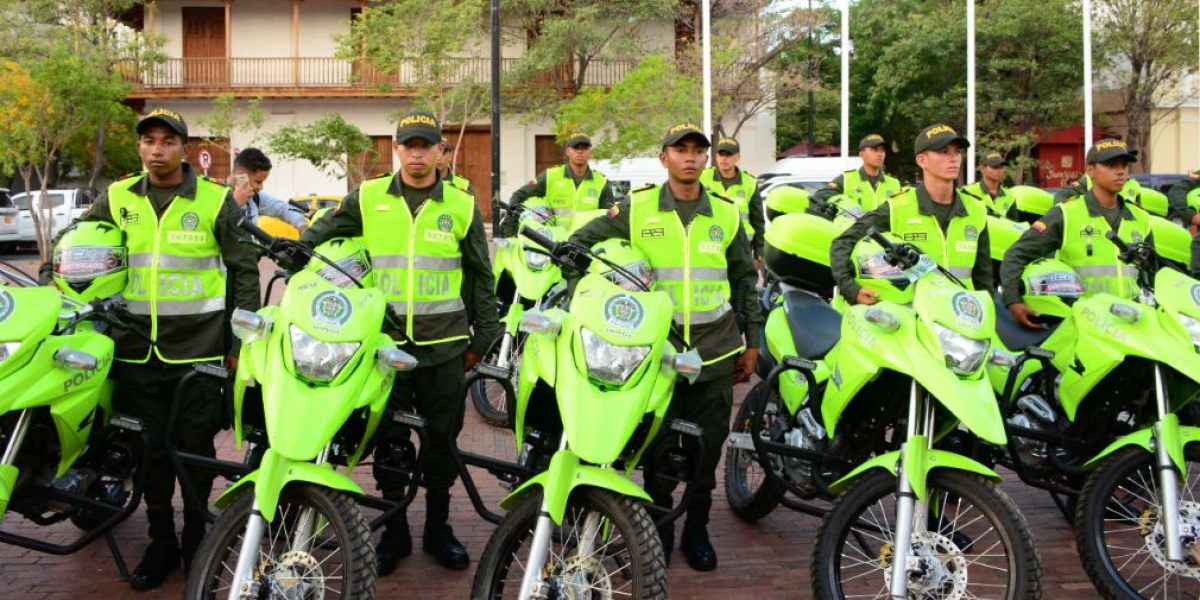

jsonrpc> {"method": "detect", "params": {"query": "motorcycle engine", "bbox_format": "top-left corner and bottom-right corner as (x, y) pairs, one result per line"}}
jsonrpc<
(781, 408), (825, 498)
(1005, 393), (1061, 476)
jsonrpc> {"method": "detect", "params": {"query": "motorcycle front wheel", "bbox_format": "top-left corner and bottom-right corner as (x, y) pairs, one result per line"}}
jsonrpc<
(1075, 445), (1200, 600)
(184, 483), (375, 600)
(469, 332), (523, 426)
(472, 487), (667, 599)
(812, 470), (1042, 600)
(724, 384), (783, 521)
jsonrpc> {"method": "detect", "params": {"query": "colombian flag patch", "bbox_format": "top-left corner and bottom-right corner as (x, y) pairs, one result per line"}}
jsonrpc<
(1031, 221), (1046, 233)
(607, 205), (620, 218)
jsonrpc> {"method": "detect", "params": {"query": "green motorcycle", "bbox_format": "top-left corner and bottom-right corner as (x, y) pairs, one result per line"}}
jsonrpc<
(184, 220), (418, 600)
(471, 226), (702, 600)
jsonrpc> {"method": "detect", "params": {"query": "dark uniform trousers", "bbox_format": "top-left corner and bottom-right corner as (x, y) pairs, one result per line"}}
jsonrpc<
(372, 352), (466, 497)
(644, 355), (736, 524)
(111, 360), (223, 542)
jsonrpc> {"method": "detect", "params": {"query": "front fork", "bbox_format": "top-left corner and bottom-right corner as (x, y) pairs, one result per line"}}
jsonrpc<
(1152, 364), (1186, 563)
(495, 290), (523, 371)
(0, 409), (33, 513)
(889, 381), (934, 599)
(519, 436), (571, 600)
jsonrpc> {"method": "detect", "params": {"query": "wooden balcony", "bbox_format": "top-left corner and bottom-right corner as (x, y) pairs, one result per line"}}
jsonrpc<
(122, 57), (637, 99)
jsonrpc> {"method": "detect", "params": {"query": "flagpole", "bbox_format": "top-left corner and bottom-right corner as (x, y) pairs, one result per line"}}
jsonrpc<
(840, 0), (849, 169)
(1084, 0), (1093, 146)
(703, 0), (712, 137)
(967, 0), (976, 180)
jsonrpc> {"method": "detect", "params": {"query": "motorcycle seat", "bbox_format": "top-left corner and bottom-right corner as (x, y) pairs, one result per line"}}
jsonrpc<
(783, 290), (842, 359)
(992, 293), (1057, 351)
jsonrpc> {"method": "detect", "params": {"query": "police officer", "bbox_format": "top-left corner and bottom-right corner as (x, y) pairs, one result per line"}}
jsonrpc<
(700, 136), (765, 264)
(831, 125), (993, 304)
(228, 147), (308, 235)
(436, 138), (473, 193)
(1053, 134), (1142, 205)
(301, 110), (500, 575)
(568, 121), (763, 572)
(812, 133), (902, 212)
(1165, 170), (1200, 276)
(1002, 139), (1151, 327)
(962, 150), (1017, 219)
(501, 131), (614, 235)
(38, 108), (262, 589)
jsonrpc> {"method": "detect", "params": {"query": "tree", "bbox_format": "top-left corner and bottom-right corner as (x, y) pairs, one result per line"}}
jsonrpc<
(556, 55), (701, 161)
(265, 113), (374, 183)
(1093, 0), (1197, 171)
(192, 94), (266, 157)
(0, 47), (129, 262)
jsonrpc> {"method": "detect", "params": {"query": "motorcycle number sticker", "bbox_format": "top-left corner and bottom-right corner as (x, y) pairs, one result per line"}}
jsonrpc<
(0, 290), (13, 324)
(604, 294), (644, 330)
(951, 292), (984, 328)
(311, 290), (353, 328)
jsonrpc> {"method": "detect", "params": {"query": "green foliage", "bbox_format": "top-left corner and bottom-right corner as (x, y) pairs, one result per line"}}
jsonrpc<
(556, 55), (701, 160)
(193, 94), (266, 155)
(265, 113), (374, 182)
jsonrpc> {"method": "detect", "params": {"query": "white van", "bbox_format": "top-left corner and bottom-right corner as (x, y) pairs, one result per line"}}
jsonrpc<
(757, 156), (864, 198)
(590, 158), (668, 202)
(11, 189), (93, 244)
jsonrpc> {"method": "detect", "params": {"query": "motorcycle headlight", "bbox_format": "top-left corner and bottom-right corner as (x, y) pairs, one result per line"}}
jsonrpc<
(1178, 313), (1200, 351)
(0, 341), (21, 366)
(934, 322), (989, 375)
(580, 327), (651, 385)
(524, 249), (552, 271)
(290, 325), (360, 383)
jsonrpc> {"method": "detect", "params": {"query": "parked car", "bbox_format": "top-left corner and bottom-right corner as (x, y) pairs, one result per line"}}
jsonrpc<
(257, 194), (342, 240)
(1131, 173), (1189, 194)
(11, 189), (93, 244)
(0, 188), (18, 250)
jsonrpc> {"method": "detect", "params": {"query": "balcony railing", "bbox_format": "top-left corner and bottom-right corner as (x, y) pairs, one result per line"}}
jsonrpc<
(122, 57), (637, 93)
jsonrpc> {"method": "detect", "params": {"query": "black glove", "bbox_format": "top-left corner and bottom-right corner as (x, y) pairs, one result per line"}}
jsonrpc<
(272, 239), (312, 271)
(552, 242), (592, 271)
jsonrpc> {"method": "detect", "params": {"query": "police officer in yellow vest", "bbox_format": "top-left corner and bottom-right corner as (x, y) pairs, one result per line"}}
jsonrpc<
(301, 110), (500, 575)
(812, 133), (902, 212)
(569, 121), (763, 572)
(436, 137), (473, 193)
(501, 131), (614, 236)
(699, 136), (765, 263)
(38, 108), (262, 590)
(1002, 140), (1151, 328)
(962, 150), (1017, 219)
(832, 125), (994, 305)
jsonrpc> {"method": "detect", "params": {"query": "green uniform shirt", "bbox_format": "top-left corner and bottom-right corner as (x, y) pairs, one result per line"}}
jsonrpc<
(999, 190), (1154, 306)
(830, 183), (994, 302)
(302, 173), (500, 364)
(502, 165), (615, 236)
(1167, 170), (1200, 224)
(38, 163), (261, 356)
(567, 184), (763, 361)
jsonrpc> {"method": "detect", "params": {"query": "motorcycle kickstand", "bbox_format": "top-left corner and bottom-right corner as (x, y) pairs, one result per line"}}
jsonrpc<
(104, 530), (131, 581)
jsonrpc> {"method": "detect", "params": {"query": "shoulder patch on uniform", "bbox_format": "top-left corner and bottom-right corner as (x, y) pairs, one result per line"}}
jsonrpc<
(1190, 171), (1199, 179)
(117, 172), (139, 180)
(1031, 221), (1047, 233)
(368, 171), (391, 180)
(1070, 180), (1081, 188)
(201, 175), (222, 184)
(529, 178), (538, 186)
(632, 183), (657, 193)
(607, 205), (620, 218)
(826, 181), (839, 189)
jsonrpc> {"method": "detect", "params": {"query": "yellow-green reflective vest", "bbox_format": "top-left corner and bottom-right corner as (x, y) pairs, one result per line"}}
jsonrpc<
(545, 166), (607, 228)
(888, 189), (987, 286)
(844, 169), (902, 212)
(360, 175), (474, 345)
(108, 176), (228, 363)
(700, 167), (758, 237)
(628, 187), (743, 364)
(1057, 197), (1150, 299)
(962, 181), (1015, 217)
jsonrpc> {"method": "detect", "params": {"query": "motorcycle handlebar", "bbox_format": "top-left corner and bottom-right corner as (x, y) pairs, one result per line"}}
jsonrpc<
(866, 227), (894, 250)
(237, 215), (275, 246)
(519, 225), (560, 254)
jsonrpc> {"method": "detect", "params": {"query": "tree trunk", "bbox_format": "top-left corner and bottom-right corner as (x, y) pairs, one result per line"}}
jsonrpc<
(87, 117), (108, 192)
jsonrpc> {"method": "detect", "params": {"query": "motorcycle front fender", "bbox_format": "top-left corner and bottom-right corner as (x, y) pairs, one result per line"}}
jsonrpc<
(215, 447), (364, 522)
(1082, 414), (1200, 475)
(499, 450), (652, 525)
(828, 437), (1002, 502)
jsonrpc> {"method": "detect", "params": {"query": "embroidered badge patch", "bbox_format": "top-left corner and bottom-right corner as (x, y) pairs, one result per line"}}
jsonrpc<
(180, 212), (200, 231)
(604, 294), (644, 330)
(311, 290), (353, 327)
(952, 292), (984, 327)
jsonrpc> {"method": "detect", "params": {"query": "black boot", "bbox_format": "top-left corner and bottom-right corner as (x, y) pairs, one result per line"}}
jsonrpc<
(680, 497), (717, 572)
(130, 510), (181, 590)
(422, 491), (468, 570)
(375, 511), (412, 577)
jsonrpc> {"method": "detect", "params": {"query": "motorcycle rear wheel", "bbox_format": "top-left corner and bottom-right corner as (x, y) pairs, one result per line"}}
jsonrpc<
(184, 483), (375, 600)
(724, 385), (783, 521)
(812, 469), (1042, 600)
(1075, 445), (1200, 600)
(472, 487), (666, 599)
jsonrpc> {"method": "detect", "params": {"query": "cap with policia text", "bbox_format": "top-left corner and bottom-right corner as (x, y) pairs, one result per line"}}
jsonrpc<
(1085, 139), (1138, 164)
(564, 132), (592, 148)
(858, 134), (886, 150)
(662, 121), (710, 148)
(980, 151), (1006, 166)
(914, 124), (970, 154)
(395, 111), (442, 145)
(715, 137), (740, 153)
(137, 108), (188, 138)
